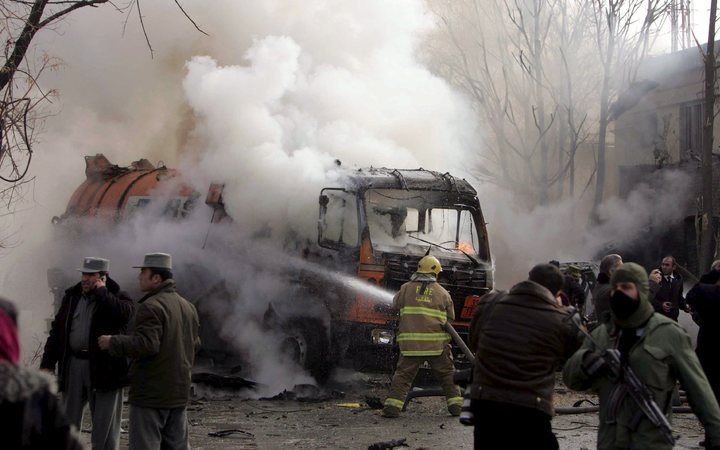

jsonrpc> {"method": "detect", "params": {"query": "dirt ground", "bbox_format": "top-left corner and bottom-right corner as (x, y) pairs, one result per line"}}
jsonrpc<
(78, 371), (708, 450)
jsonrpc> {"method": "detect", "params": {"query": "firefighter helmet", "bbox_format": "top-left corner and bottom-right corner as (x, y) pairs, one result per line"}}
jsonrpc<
(417, 256), (442, 275)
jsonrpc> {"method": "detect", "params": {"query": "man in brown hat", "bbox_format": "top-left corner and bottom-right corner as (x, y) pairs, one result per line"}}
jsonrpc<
(41, 257), (134, 450)
(98, 253), (200, 450)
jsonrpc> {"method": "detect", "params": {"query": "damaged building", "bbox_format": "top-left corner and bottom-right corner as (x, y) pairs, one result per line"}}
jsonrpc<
(612, 42), (720, 275)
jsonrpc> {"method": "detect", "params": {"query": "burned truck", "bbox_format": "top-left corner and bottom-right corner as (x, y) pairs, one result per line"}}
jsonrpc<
(313, 168), (493, 373)
(51, 156), (493, 381)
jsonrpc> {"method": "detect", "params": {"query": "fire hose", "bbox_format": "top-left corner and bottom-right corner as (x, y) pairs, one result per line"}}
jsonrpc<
(443, 322), (475, 364)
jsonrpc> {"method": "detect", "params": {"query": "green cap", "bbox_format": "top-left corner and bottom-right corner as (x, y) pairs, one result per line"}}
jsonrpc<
(77, 257), (109, 273)
(133, 253), (172, 270)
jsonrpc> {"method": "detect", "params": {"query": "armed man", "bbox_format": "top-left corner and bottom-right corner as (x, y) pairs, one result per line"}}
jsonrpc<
(382, 255), (462, 418)
(563, 262), (720, 449)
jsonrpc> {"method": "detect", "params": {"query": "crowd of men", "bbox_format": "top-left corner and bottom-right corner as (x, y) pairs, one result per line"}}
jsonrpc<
(0, 253), (199, 450)
(2, 250), (720, 449)
(384, 254), (720, 450)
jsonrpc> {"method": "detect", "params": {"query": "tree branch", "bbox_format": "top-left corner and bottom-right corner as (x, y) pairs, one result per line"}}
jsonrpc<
(0, 0), (49, 92)
(174, 0), (208, 36)
(38, 0), (109, 28)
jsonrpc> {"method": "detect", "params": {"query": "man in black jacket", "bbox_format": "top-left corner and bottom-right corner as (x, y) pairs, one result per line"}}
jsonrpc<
(651, 255), (687, 321)
(41, 257), (134, 450)
(686, 267), (720, 402)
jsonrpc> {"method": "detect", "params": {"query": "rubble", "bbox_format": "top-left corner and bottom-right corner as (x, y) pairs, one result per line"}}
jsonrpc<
(192, 372), (260, 391)
(207, 429), (254, 438)
(367, 437), (409, 449)
(259, 384), (345, 402)
(74, 373), (710, 449)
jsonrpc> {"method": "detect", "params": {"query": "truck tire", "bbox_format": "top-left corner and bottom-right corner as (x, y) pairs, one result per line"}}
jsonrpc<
(280, 317), (333, 384)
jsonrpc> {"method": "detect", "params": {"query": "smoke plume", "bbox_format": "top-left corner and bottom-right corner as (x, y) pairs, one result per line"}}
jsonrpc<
(1, 0), (478, 392)
(0, 0), (700, 390)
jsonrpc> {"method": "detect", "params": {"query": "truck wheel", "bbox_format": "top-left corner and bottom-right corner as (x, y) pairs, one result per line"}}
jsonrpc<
(280, 317), (332, 384)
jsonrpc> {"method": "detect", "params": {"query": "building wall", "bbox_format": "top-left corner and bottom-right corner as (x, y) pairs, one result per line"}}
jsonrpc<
(614, 45), (720, 174)
(613, 45), (720, 274)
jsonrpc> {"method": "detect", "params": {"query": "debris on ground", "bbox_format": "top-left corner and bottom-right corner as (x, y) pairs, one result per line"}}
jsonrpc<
(365, 396), (384, 409)
(207, 429), (255, 438)
(259, 384), (345, 402)
(367, 437), (409, 450)
(192, 372), (260, 391)
(573, 399), (598, 407)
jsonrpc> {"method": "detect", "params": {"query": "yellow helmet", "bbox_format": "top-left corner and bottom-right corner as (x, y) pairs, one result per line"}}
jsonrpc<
(417, 255), (442, 275)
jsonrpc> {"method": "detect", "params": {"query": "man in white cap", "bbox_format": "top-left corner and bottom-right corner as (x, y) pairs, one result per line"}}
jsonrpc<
(98, 253), (200, 450)
(41, 257), (134, 450)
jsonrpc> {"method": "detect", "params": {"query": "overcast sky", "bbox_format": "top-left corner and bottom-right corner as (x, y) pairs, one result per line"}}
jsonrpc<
(682, 0), (712, 47)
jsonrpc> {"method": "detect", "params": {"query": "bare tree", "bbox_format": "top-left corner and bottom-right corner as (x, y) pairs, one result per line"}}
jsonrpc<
(0, 0), (205, 213)
(698, 0), (717, 271)
(428, 0), (599, 206)
(589, 0), (669, 222)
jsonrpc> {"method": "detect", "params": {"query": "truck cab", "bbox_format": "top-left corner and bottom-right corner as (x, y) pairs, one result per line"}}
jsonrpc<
(316, 168), (493, 371)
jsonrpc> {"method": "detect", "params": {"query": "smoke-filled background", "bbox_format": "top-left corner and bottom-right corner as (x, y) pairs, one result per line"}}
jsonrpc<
(0, 0), (706, 389)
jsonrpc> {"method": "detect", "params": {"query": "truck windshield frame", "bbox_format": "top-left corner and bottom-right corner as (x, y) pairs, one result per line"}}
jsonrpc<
(318, 188), (360, 250)
(363, 188), (484, 258)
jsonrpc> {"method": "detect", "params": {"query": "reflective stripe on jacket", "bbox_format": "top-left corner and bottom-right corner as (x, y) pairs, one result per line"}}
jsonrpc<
(393, 280), (454, 357)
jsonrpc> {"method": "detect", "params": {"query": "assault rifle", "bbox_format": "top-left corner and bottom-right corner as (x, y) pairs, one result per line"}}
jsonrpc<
(566, 307), (675, 445)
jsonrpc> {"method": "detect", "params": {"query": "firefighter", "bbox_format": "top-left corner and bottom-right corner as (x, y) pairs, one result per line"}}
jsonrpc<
(382, 255), (462, 418)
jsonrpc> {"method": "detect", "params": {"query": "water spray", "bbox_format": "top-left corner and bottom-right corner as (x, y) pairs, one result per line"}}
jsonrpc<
(287, 256), (396, 306)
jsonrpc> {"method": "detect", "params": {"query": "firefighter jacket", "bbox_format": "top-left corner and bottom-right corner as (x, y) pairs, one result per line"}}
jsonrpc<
(563, 263), (720, 449)
(393, 274), (454, 357)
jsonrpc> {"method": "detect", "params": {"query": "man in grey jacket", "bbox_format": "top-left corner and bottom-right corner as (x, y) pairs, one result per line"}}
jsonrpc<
(99, 253), (200, 450)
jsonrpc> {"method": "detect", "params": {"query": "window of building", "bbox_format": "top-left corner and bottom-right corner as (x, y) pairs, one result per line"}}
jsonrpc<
(679, 102), (703, 158)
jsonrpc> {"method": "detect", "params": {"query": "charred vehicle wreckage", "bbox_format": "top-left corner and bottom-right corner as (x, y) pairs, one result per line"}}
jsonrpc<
(50, 154), (494, 383)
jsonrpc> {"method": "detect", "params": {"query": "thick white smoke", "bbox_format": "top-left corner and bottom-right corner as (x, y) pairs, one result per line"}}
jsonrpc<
(0, 0), (700, 390)
(484, 169), (694, 287)
(1, 0), (479, 391)
(180, 30), (478, 237)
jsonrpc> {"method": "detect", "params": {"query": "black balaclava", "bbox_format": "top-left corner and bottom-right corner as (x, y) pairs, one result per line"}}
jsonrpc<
(609, 263), (654, 329)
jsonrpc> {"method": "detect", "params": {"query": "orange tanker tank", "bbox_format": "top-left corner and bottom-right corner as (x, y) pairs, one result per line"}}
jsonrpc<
(52, 154), (197, 225)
